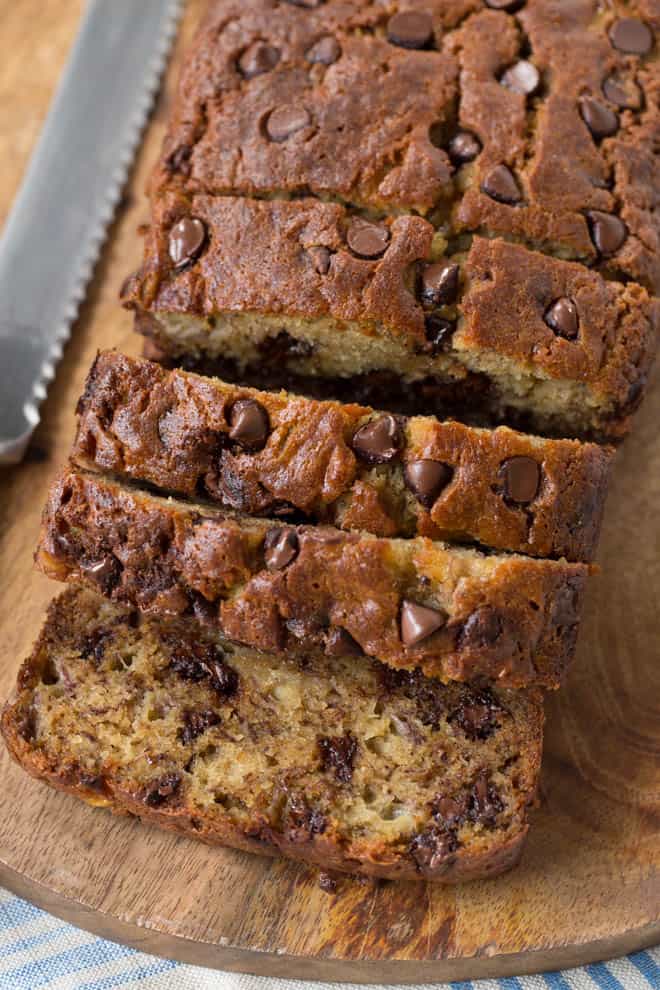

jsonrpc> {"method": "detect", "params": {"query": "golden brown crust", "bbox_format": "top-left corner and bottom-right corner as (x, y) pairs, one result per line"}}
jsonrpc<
(73, 351), (613, 560)
(1, 586), (543, 883)
(36, 470), (590, 688)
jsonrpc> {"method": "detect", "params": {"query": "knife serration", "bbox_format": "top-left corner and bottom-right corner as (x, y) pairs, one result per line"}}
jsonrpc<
(0, 0), (182, 464)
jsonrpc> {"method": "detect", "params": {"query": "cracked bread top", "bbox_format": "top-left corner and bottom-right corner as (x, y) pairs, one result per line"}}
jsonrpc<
(73, 351), (613, 560)
(148, 0), (659, 288)
(1, 586), (543, 883)
(37, 469), (589, 689)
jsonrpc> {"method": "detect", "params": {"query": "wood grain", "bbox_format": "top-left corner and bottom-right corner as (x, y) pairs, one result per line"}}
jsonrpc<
(0, 1), (658, 982)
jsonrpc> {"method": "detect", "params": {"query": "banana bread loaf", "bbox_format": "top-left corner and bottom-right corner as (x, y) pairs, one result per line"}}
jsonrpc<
(1, 586), (544, 883)
(37, 469), (589, 688)
(122, 0), (660, 440)
(74, 350), (614, 560)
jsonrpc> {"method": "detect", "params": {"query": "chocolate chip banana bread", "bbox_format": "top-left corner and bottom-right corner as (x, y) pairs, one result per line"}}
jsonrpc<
(1, 586), (544, 882)
(74, 351), (613, 560)
(37, 470), (589, 689)
(122, 0), (660, 440)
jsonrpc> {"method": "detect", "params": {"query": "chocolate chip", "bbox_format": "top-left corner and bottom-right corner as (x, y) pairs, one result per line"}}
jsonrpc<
(602, 74), (642, 109)
(325, 626), (363, 656)
(404, 460), (453, 508)
(484, 0), (525, 8)
(166, 635), (238, 697)
(420, 261), (459, 307)
(266, 105), (311, 142)
(410, 827), (457, 874)
(308, 245), (331, 274)
(284, 0), (324, 6)
(306, 35), (341, 65)
(499, 455), (540, 502)
(286, 798), (327, 842)
(481, 164), (522, 204)
(609, 18), (653, 55)
(433, 793), (469, 827)
(79, 628), (110, 665)
(81, 554), (121, 595)
(579, 97), (619, 139)
(459, 606), (502, 648)
(207, 657), (239, 698)
(144, 772), (182, 807)
(318, 733), (358, 783)
(448, 130), (481, 165)
(318, 871), (338, 893)
(469, 773), (503, 826)
(228, 398), (269, 450)
(386, 10), (434, 49)
(346, 218), (390, 259)
(238, 42), (280, 79)
(424, 314), (456, 353)
(450, 686), (502, 741)
(264, 527), (299, 569)
(258, 331), (314, 362)
(500, 60), (540, 95)
(400, 600), (446, 647)
(180, 709), (220, 745)
(168, 217), (206, 269)
(586, 210), (627, 255)
(352, 414), (404, 464)
(544, 297), (579, 339)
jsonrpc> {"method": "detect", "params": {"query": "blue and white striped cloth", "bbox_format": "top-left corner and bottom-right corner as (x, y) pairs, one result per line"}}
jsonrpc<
(0, 887), (657, 990)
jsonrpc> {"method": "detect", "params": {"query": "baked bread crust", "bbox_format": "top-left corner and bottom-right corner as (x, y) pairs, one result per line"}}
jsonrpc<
(1, 586), (544, 883)
(37, 470), (589, 689)
(73, 351), (614, 560)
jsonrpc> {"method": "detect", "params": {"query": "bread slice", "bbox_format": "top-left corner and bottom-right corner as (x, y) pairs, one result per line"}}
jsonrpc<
(1, 586), (544, 883)
(37, 469), (589, 689)
(123, 198), (658, 442)
(73, 351), (613, 561)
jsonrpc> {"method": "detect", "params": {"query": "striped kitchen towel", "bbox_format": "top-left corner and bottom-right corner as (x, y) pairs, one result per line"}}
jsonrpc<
(0, 887), (657, 990)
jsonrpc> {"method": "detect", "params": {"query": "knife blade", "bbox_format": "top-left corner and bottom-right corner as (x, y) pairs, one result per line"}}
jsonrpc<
(0, 0), (182, 464)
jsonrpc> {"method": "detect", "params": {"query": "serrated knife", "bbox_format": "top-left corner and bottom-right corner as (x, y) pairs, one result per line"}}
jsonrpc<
(0, 0), (182, 464)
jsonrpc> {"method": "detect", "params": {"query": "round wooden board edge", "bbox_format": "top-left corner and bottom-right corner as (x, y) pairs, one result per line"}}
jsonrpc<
(2, 859), (658, 984)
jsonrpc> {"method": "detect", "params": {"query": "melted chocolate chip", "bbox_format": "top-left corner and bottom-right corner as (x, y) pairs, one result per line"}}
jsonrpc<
(469, 773), (503, 825)
(481, 164), (522, 204)
(143, 772), (182, 807)
(485, 0), (525, 8)
(79, 628), (110, 665)
(410, 827), (457, 874)
(500, 60), (540, 95)
(165, 144), (192, 176)
(404, 459), (453, 508)
(378, 664), (447, 729)
(318, 733), (358, 783)
(228, 398), (270, 450)
(325, 626), (363, 656)
(266, 105), (311, 142)
(544, 297), (579, 339)
(318, 871), (338, 893)
(206, 656), (239, 697)
(602, 74), (642, 109)
(424, 314), (456, 353)
(386, 10), (434, 49)
(346, 218), (390, 259)
(306, 35), (341, 64)
(419, 260), (459, 307)
(499, 455), (540, 503)
(586, 210), (627, 256)
(286, 798), (327, 842)
(284, 0), (324, 6)
(459, 607), (502, 649)
(264, 527), (299, 569)
(448, 130), (481, 165)
(81, 554), (121, 595)
(238, 42), (280, 79)
(579, 97), (619, 139)
(179, 709), (220, 745)
(400, 600), (446, 647)
(167, 636), (238, 698)
(308, 245), (331, 274)
(352, 414), (404, 464)
(608, 18), (653, 55)
(169, 217), (206, 269)
(433, 793), (469, 827)
(258, 331), (314, 361)
(450, 686), (503, 741)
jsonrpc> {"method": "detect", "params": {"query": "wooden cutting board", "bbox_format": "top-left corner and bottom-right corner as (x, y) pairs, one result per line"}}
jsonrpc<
(0, 2), (658, 982)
